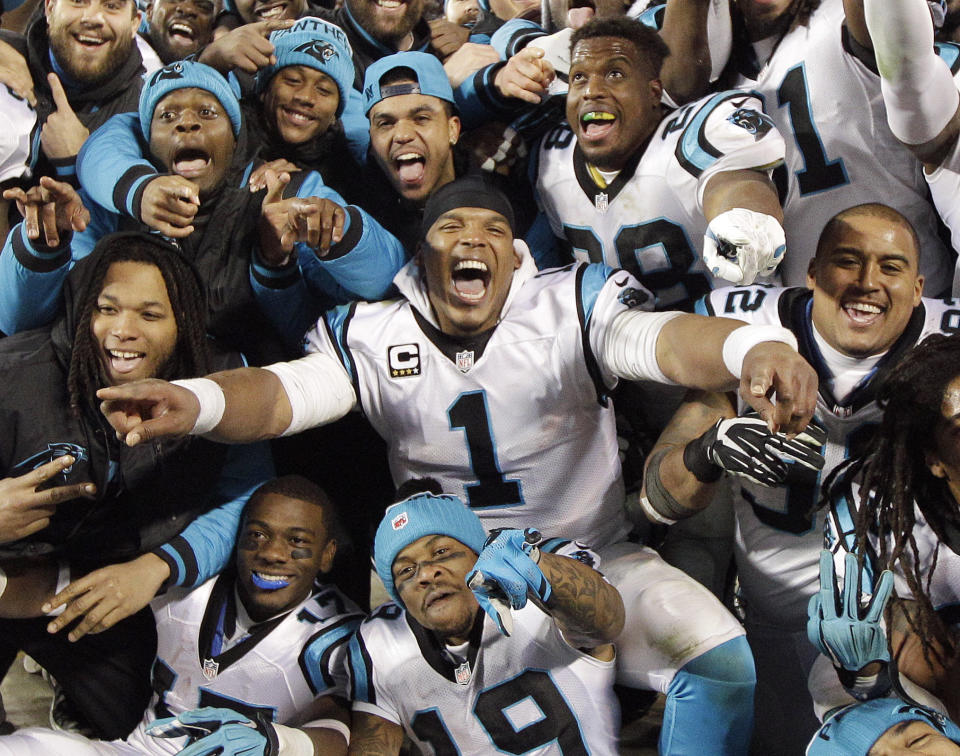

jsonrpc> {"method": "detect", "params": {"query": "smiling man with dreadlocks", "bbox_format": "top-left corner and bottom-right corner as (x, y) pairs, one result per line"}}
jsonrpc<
(820, 331), (960, 725)
(0, 231), (272, 740)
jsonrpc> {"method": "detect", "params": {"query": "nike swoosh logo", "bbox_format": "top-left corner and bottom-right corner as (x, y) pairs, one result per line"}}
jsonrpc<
(614, 276), (628, 287)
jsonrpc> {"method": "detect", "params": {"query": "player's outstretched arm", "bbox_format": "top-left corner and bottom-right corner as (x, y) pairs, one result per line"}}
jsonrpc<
(654, 316), (818, 435)
(536, 549), (624, 651)
(347, 713), (405, 756)
(97, 368), (293, 446)
(467, 529), (624, 651)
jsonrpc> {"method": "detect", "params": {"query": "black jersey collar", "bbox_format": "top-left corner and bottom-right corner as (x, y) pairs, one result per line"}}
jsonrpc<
(406, 608), (486, 684)
(197, 571), (289, 678)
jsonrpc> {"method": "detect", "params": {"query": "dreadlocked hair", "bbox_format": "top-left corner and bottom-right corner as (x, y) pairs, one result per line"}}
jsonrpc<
(67, 232), (211, 415)
(852, 332), (960, 670)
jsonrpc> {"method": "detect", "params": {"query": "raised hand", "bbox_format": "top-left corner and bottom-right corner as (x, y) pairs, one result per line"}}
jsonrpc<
(429, 18), (470, 60)
(466, 528), (551, 636)
(140, 175), (200, 238)
(248, 158), (300, 193)
(259, 168), (345, 265)
(443, 41), (501, 88)
(43, 553), (170, 641)
(198, 19), (294, 74)
(2, 176), (89, 247)
(0, 38), (36, 106)
(0, 456), (95, 544)
(494, 46), (556, 104)
(808, 550), (894, 672)
(40, 73), (89, 160)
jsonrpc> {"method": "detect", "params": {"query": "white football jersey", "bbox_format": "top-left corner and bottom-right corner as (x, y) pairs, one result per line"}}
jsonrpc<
(124, 579), (363, 754)
(536, 91), (785, 311)
(699, 285), (960, 626)
(826, 477), (960, 619)
(306, 263), (654, 548)
(347, 602), (619, 755)
(0, 85), (35, 185)
(729, 0), (954, 294)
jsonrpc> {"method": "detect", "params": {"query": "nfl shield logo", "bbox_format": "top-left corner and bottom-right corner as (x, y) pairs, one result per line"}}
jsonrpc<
(595, 192), (608, 214)
(455, 661), (472, 685)
(202, 658), (219, 680)
(455, 350), (474, 373)
(392, 512), (408, 530)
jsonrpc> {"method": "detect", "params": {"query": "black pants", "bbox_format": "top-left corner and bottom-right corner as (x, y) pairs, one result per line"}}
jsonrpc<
(0, 607), (156, 739)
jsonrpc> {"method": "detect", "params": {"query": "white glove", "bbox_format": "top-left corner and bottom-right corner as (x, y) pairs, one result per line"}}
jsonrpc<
(703, 208), (786, 285)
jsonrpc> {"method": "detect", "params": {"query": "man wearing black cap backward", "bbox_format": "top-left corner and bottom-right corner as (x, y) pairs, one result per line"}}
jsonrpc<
(97, 175), (820, 753)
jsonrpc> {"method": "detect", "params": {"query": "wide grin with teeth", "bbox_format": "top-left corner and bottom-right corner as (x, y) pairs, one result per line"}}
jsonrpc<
(452, 260), (490, 302)
(168, 22), (195, 40)
(251, 572), (292, 590)
(842, 301), (885, 325)
(75, 34), (106, 47)
(108, 349), (144, 374)
(376, 0), (405, 9)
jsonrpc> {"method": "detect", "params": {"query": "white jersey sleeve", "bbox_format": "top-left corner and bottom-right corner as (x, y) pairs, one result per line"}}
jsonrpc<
(670, 90), (786, 208)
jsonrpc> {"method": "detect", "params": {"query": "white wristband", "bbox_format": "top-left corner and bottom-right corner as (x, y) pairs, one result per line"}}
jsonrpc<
(721, 325), (798, 379)
(274, 723), (317, 755)
(170, 378), (225, 435)
(303, 718), (351, 745)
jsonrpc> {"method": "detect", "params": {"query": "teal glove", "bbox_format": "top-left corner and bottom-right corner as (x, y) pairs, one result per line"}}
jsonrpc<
(467, 528), (551, 636)
(147, 707), (278, 756)
(807, 550), (894, 672)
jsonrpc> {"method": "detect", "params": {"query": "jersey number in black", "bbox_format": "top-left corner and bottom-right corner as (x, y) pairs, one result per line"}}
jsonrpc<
(448, 391), (523, 508)
(412, 670), (588, 754)
(777, 64), (849, 196)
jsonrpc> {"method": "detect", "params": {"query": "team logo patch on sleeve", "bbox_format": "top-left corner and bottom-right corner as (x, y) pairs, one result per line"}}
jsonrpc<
(727, 108), (775, 140)
(388, 344), (421, 378)
(618, 287), (650, 309)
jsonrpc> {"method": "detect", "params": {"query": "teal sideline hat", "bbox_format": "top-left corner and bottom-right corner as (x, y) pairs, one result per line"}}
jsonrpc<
(374, 492), (486, 606)
(362, 51), (455, 115)
(256, 17), (355, 118)
(139, 60), (242, 142)
(807, 699), (960, 755)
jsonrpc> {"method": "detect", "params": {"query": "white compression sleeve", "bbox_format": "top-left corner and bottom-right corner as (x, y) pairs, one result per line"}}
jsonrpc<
(601, 310), (683, 384)
(865, 0), (959, 145)
(263, 353), (358, 436)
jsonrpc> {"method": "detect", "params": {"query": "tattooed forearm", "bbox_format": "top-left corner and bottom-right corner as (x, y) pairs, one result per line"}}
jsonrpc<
(347, 713), (404, 756)
(538, 551), (625, 646)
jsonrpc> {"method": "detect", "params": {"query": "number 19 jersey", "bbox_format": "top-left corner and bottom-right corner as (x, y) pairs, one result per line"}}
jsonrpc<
(347, 602), (619, 755)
